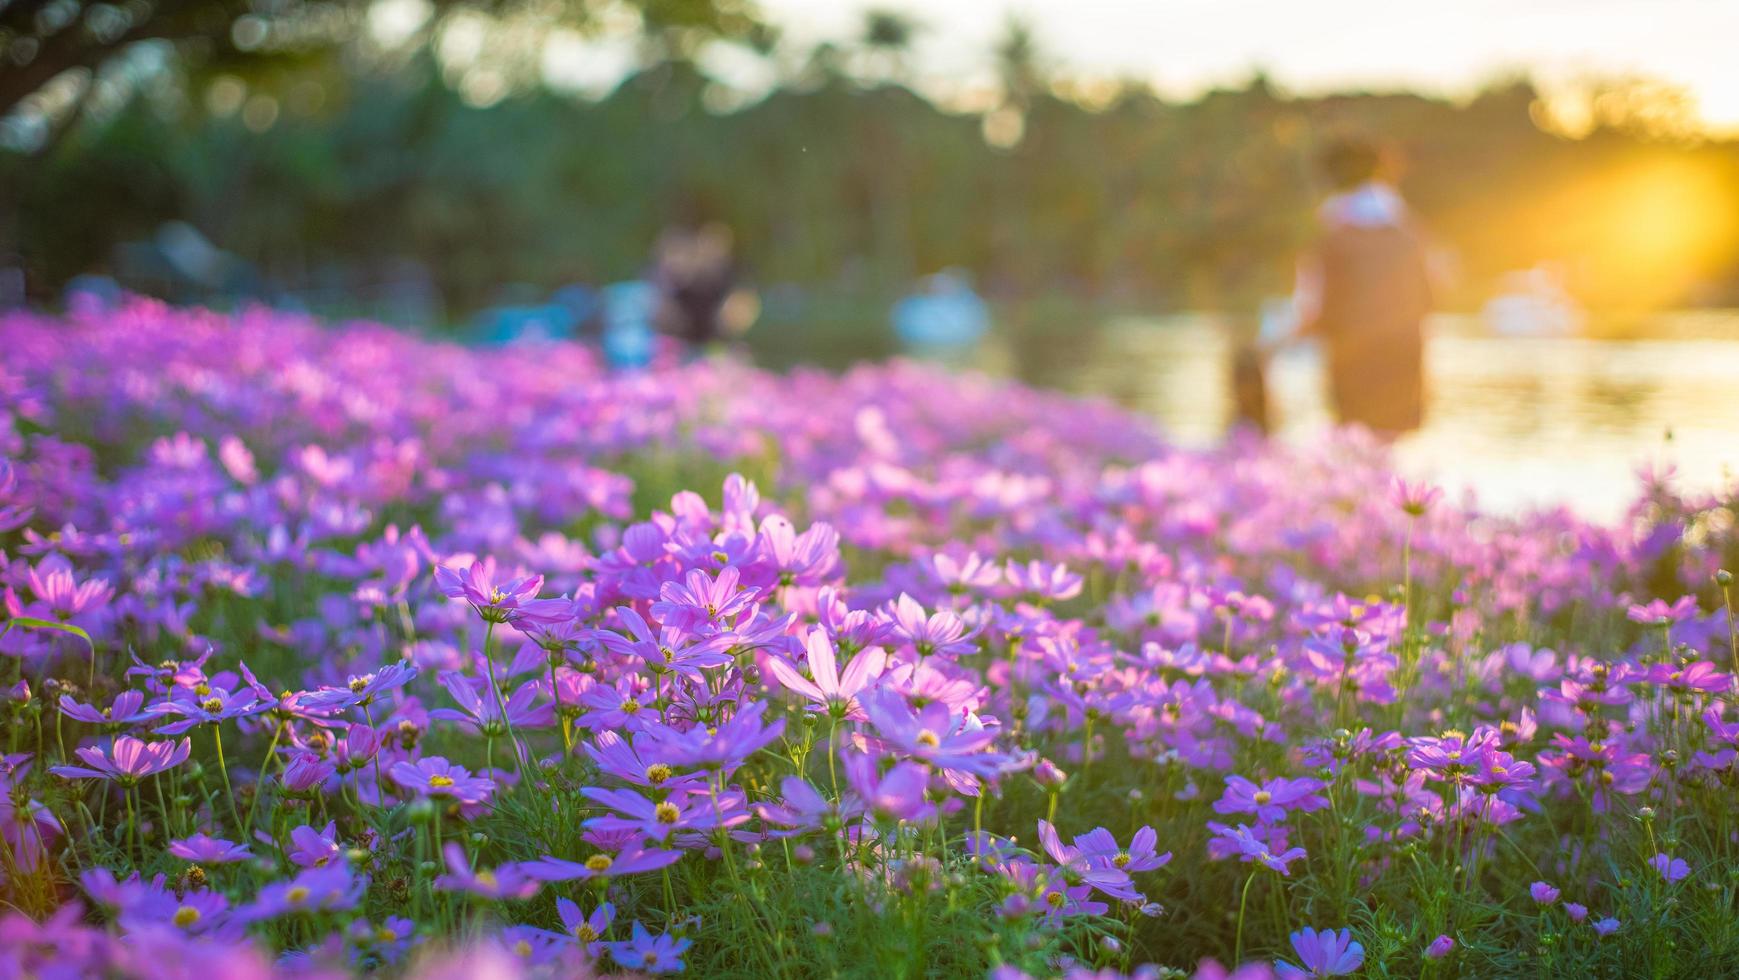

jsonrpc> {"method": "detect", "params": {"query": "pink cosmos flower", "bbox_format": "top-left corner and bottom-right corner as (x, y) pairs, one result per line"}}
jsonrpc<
(762, 628), (887, 720)
(168, 833), (251, 864)
(50, 736), (191, 786)
(1213, 775), (1328, 824)
(435, 558), (543, 623)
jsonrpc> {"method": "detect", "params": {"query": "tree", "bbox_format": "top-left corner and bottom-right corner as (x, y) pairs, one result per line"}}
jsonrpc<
(0, 0), (764, 126)
(856, 8), (918, 84)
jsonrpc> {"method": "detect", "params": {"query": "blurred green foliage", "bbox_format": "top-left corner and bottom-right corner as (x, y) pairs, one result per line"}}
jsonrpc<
(7, 29), (1739, 319)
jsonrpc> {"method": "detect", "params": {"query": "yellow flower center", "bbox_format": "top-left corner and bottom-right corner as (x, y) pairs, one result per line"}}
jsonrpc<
(915, 729), (941, 748)
(1046, 891), (1066, 908)
(429, 775), (455, 789)
(647, 763), (673, 785)
(173, 906), (201, 927)
(513, 940), (533, 958)
(375, 927), (398, 943)
(585, 854), (613, 872)
(1113, 852), (1131, 868)
(476, 870), (497, 888)
(575, 924), (598, 942)
(622, 700), (641, 714)
(349, 677), (370, 692)
(286, 886), (310, 905)
(201, 697), (223, 713)
(194, 683), (211, 696)
(1253, 791), (1272, 805)
(654, 802), (680, 824)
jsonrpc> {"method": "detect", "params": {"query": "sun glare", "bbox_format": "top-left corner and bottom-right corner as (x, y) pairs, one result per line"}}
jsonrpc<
(1545, 158), (1739, 309)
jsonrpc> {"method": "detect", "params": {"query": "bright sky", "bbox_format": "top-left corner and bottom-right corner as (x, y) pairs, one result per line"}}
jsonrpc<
(756, 0), (1739, 131)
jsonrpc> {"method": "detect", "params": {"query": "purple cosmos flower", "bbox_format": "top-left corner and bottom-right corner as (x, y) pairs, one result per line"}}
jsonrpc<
(24, 556), (114, 620)
(885, 593), (981, 659)
(50, 735), (191, 786)
(58, 690), (152, 727)
(349, 916), (418, 965)
(842, 751), (935, 823)
(606, 921), (691, 975)
(433, 842), (542, 900)
(168, 833), (252, 864)
(556, 896), (619, 959)
(580, 786), (721, 842)
(1035, 820), (1142, 901)
(557, 898), (614, 956)
(860, 688), (1002, 776)
(429, 670), (553, 736)
(1652, 853), (1690, 883)
(599, 606), (734, 682)
(435, 557), (544, 623)
(576, 679), (659, 733)
(649, 566), (760, 633)
(752, 514), (840, 587)
(520, 843), (683, 883)
(584, 730), (701, 790)
(1592, 917), (1621, 936)
(645, 699), (786, 772)
(1564, 903), (1588, 922)
(1530, 881), (1560, 904)
(1209, 822), (1307, 875)
(281, 752), (338, 796)
(299, 662), (419, 712)
(1425, 934), (1454, 959)
(754, 775), (857, 833)
(287, 821), (342, 868)
(1625, 596), (1698, 626)
(240, 865), (366, 920)
(1069, 825), (1171, 873)
(492, 925), (573, 965)
(1276, 927), (1364, 979)
(762, 627), (886, 720)
(1388, 476), (1443, 517)
(1213, 775), (1329, 824)
(147, 686), (269, 735)
(1002, 559), (1084, 602)
(390, 756), (496, 805)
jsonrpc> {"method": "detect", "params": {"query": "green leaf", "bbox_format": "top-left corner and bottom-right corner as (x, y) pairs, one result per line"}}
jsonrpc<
(4, 616), (94, 651)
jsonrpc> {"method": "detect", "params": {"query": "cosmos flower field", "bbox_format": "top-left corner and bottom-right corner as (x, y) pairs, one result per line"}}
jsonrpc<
(3, 299), (1739, 979)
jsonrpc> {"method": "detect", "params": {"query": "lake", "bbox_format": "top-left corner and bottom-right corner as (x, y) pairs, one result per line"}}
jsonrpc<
(758, 310), (1739, 520)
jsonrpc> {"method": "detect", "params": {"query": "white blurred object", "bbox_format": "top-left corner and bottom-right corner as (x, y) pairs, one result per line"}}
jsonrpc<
(1483, 266), (1582, 337)
(1319, 181), (1407, 228)
(1258, 296), (1300, 347)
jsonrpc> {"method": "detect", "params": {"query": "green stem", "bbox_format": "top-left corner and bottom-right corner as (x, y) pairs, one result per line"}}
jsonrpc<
(1234, 870), (1257, 966)
(245, 719), (285, 836)
(213, 724), (243, 831)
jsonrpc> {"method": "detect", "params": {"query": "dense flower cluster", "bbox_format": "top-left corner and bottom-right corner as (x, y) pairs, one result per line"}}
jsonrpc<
(1, 298), (1738, 978)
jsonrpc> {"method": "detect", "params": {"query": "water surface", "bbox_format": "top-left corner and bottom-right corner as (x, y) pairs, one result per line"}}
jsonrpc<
(971, 314), (1739, 520)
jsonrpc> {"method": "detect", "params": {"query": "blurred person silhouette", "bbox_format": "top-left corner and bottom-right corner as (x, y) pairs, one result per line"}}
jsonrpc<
(1228, 341), (1271, 435)
(1269, 138), (1434, 439)
(650, 210), (758, 350)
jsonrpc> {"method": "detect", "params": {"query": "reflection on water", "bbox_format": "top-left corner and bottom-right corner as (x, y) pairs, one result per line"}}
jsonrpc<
(973, 315), (1739, 519)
